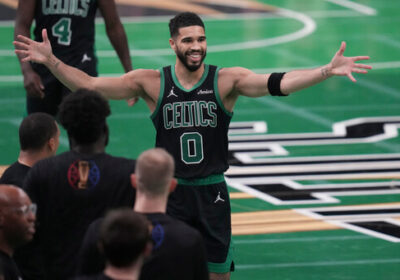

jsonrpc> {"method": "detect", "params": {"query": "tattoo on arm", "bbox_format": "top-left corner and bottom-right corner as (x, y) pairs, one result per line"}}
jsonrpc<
(321, 67), (329, 78)
(49, 56), (60, 69)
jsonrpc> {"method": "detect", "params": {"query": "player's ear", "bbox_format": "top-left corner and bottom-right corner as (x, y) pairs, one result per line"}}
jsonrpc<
(0, 211), (4, 227)
(169, 38), (176, 51)
(130, 174), (138, 189)
(144, 240), (153, 257)
(48, 137), (56, 153)
(169, 178), (177, 193)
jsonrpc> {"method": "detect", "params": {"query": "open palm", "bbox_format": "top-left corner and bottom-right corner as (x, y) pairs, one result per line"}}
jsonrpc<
(14, 29), (53, 65)
(330, 41), (371, 82)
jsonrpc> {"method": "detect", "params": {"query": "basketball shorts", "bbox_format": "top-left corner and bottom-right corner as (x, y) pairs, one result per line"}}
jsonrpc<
(167, 174), (235, 273)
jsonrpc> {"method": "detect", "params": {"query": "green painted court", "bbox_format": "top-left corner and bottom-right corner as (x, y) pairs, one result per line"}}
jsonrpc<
(0, 0), (399, 279)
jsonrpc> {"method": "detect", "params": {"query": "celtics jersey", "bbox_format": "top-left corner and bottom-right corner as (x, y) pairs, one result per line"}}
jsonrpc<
(34, 0), (98, 58)
(151, 65), (233, 179)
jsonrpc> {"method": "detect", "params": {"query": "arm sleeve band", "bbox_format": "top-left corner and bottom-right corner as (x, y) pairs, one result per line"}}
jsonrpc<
(267, 72), (286, 96)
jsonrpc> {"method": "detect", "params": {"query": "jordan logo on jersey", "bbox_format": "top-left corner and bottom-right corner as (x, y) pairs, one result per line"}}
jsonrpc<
(81, 53), (92, 63)
(167, 87), (178, 98)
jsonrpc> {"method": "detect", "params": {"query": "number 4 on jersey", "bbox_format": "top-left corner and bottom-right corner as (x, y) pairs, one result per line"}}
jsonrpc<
(52, 17), (72, 46)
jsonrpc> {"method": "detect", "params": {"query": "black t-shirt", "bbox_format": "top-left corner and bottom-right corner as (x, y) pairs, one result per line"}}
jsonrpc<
(0, 251), (23, 280)
(24, 151), (136, 280)
(76, 212), (209, 280)
(74, 273), (112, 280)
(0, 161), (30, 188)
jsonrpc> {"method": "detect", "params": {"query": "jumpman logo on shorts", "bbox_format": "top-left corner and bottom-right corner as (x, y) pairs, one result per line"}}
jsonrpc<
(214, 191), (225, 203)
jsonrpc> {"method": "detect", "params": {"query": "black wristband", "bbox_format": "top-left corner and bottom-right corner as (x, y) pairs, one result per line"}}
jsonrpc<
(267, 72), (286, 96)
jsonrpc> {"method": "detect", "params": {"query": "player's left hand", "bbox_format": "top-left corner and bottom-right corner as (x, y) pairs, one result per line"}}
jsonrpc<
(329, 41), (372, 82)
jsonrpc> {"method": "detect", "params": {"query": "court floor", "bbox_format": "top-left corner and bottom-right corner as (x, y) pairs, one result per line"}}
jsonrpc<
(0, 0), (399, 279)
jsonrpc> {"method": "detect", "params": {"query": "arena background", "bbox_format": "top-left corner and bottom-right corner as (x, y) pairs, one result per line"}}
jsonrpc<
(0, 0), (399, 279)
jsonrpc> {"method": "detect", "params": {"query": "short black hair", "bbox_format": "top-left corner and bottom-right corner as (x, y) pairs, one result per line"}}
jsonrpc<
(100, 209), (150, 268)
(19, 112), (57, 151)
(169, 12), (205, 38)
(58, 89), (110, 145)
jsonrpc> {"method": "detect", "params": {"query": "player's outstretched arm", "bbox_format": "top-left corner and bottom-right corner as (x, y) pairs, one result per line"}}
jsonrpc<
(14, 29), (139, 100)
(280, 41), (371, 94)
(225, 41), (371, 100)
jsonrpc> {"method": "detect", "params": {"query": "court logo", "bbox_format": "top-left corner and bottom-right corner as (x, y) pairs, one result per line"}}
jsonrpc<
(297, 205), (400, 242)
(226, 117), (400, 242)
(67, 160), (100, 190)
(226, 117), (400, 197)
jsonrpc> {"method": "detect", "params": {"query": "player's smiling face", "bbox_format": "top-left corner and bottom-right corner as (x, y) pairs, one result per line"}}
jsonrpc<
(170, 25), (207, 72)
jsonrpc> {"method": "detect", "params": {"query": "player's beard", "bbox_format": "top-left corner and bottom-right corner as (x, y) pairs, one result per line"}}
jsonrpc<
(176, 48), (207, 72)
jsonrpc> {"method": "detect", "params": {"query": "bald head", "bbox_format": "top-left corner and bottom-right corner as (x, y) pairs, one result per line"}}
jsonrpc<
(134, 148), (175, 197)
(0, 185), (29, 209)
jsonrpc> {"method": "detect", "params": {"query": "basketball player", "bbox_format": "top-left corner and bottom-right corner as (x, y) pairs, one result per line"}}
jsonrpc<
(14, 12), (372, 280)
(14, 0), (133, 116)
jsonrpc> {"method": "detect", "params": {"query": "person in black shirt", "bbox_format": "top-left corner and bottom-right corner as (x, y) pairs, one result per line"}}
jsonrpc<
(24, 89), (136, 280)
(76, 148), (209, 280)
(0, 112), (59, 189)
(14, 0), (133, 116)
(15, 12), (372, 280)
(75, 209), (152, 280)
(0, 184), (36, 280)
(0, 112), (59, 280)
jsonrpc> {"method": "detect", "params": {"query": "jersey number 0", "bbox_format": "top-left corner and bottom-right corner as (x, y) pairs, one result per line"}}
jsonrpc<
(180, 132), (204, 164)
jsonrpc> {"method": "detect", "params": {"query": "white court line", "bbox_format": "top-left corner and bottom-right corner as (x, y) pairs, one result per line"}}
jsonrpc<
(373, 35), (400, 50)
(252, 61), (400, 73)
(256, 95), (333, 128)
(325, 0), (377, 15)
(236, 258), (400, 270)
(2, 9), (316, 56)
(356, 78), (400, 100)
(234, 235), (371, 244)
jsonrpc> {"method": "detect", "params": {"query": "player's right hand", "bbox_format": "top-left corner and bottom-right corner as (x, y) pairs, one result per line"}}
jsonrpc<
(23, 71), (45, 98)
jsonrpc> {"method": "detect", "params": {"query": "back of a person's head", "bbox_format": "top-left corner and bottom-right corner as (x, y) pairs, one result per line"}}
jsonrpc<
(58, 89), (110, 145)
(100, 209), (150, 268)
(169, 12), (205, 38)
(135, 148), (175, 197)
(19, 112), (57, 151)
